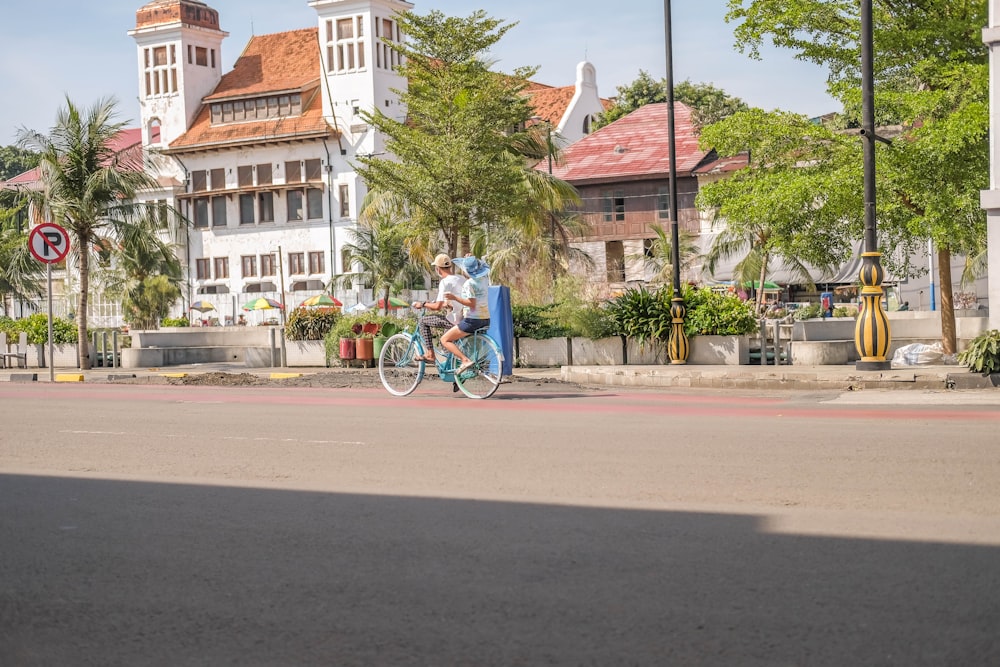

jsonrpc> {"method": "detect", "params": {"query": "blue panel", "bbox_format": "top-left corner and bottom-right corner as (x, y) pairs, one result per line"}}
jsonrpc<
(487, 285), (514, 376)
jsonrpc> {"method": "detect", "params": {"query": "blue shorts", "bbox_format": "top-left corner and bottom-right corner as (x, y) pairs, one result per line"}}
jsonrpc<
(458, 318), (490, 333)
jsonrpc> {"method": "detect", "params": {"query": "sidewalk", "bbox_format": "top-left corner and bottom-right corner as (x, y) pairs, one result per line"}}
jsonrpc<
(2, 361), (997, 391)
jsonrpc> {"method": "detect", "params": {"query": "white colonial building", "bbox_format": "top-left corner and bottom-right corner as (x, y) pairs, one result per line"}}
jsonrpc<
(128, 0), (413, 322)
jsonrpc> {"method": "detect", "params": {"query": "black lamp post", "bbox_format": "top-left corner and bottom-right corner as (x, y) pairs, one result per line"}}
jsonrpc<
(664, 0), (688, 364)
(854, 0), (892, 370)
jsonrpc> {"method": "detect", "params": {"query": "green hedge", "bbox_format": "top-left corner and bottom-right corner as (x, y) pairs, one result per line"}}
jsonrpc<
(0, 313), (78, 344)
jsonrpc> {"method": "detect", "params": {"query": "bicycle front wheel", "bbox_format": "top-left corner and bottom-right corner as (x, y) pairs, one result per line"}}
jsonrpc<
(455, 334), (503, 399)
(378, 333), (424, 396)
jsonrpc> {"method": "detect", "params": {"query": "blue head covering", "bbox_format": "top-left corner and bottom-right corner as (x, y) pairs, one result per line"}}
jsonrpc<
(452, 256), (490, 278)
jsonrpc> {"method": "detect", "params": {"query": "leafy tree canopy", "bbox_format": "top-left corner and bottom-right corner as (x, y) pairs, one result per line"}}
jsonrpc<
(595, 72), (748, 129)
(0, 145), (40, 181)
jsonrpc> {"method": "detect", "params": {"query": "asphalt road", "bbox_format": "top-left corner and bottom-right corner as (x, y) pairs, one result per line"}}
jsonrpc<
(2, 381), (999, 665)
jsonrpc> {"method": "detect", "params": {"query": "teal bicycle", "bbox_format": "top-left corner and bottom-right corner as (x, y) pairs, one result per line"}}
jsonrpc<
(377, 308), (504, 399)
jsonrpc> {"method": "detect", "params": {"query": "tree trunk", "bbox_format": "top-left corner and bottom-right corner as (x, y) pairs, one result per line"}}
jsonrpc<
(938, 247), (957, 355)
(77, 241), (91, 370)
(756, 254), (769, 314)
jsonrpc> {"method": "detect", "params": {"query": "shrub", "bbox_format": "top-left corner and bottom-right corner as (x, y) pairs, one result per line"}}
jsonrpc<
(793, 303), (823, 320)
(1, 313), (78, 344)
(833, 306), (858, 318)
(512, 304), (574, 339)
(161, 316), (189, 327)
(285, 307), (339, 341)
(958, 329), (1000, 375)
(682, 287), (758, 337)
(606, 287), (672, 345)
(568, 303), (621, 340)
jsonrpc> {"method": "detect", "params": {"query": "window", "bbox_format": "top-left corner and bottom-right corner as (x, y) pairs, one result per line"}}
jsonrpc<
(257, 163), (272, 185)
(376, 17), (398, 71)
(658, 187), (670, 220)
(602, 191), (613, 222)
(196, 258), (211, 280)
(287, 190), (304, 221)
(143, 45), (176, 98)
(327, 15), (365, 73)
(210, 168), (225, 190)
(606, 241), (625, 283)
(239, 194), (255, 225)
(261, 254), (276, 277)
(339, 183), (350, 218)
(193, 197), (209, 228)
(191, 170), (207, 192)
(149, 119), (161, 144)
(237, 165), (253, 187)
(613, 190), (625, 221)
(307, 188), (323, 219)
(241, 255), (257, 278)
(643, 238), (656, 258)
(288, 252), (306, 274)
(213, 257), (229, 279)
(211, 196), (227, 228)
(305, 159), (322, 181)
(285, 161), (302, 183)
(259, 192), (274, 223)
(195, 46), (208, 66)
(308, 251), (325, 274)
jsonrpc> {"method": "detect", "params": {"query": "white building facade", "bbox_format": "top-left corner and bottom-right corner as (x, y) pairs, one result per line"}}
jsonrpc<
(128, 0), (413, 321)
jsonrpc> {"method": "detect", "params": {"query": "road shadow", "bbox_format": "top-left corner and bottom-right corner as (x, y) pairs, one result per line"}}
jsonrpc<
(2, 473), (997, 665)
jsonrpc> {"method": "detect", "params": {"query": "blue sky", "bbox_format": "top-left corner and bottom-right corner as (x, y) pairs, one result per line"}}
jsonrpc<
(0, 0), (838, 145)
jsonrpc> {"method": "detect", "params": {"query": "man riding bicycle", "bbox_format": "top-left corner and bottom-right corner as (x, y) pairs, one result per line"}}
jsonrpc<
(411, 254), (466, 363)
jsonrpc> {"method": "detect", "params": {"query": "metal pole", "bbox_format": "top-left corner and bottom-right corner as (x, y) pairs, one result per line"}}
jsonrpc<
(47, 263), (54, 383)
(664, 0), (688, 364)
(854, 0), (892, 370)
(277, 245), (287, 326)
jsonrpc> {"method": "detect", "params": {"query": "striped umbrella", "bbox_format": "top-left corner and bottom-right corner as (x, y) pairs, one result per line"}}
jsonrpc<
(242, 297), (284, 311)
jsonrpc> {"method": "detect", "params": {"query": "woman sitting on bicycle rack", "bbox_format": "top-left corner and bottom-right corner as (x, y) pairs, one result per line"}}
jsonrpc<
(441, 255), (491, 373)
(411, 254), (466, 363)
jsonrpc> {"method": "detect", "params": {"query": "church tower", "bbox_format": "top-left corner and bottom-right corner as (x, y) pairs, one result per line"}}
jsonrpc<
(308, 0), (413, 156)
(128, 0), (228, 150)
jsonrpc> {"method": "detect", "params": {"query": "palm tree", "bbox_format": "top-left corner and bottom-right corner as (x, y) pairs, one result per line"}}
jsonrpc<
(703, 219), (821, 314)
(628, 223), (701, 287)
(96, 226), (183, 330)
(16, 96), (165, 368)
(0, 200), (44, 314)
(333, 205), (423, 315)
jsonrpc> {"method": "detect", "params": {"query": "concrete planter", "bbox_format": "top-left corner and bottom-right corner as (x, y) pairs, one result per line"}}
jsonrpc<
(27, 343), (80, 368)
(688, 335), (750, 365)
(570, 337), (624, 365)
(284, 340), (328, 367)
(627, 339), (668, 365)
(516, 337), (569, 367)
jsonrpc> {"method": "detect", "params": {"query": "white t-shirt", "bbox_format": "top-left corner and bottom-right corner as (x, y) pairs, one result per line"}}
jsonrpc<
(435, 273), (466, 324)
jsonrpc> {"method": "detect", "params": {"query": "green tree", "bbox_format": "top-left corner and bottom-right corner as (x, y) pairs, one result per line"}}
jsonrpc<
(628, 224), (701, 287)
(356, 10), (541, 257)
(0, 145), (40, 181)
(727, 0), (988, 353)
(16, 96), (172, 368)
(698, 108), (854, 312)
(0, 196), (44, 314)
(595, 73), (748, 129)
(334, 205), (422, 315)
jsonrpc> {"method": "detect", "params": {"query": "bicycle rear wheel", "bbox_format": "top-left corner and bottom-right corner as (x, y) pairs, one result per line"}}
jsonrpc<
(378, 333), (424, 396)
(455, 333), (503, 399)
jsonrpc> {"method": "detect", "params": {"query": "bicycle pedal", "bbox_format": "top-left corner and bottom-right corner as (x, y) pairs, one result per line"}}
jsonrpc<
(452, 382), (459, 393)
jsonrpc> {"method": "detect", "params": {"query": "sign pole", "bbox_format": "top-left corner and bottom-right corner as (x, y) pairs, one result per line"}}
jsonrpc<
(47, 262), (54, 383)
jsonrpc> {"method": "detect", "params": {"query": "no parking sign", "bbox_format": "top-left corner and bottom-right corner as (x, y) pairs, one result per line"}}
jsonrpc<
(28, 223), (71, 264)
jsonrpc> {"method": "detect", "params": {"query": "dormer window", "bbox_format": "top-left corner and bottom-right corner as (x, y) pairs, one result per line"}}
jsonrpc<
(210, 93), (303, 125)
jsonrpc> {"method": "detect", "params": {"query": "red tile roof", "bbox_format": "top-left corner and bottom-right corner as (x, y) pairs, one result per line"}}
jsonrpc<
(168, 28), (334, 151)
(205, 28), (320, 100)
(2, 128), (145, 187)
(525, 85), (575, 125)
(547, 103), (706, 184)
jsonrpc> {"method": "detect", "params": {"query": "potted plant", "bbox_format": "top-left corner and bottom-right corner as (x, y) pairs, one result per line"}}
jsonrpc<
(355, 322), (379, 362)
